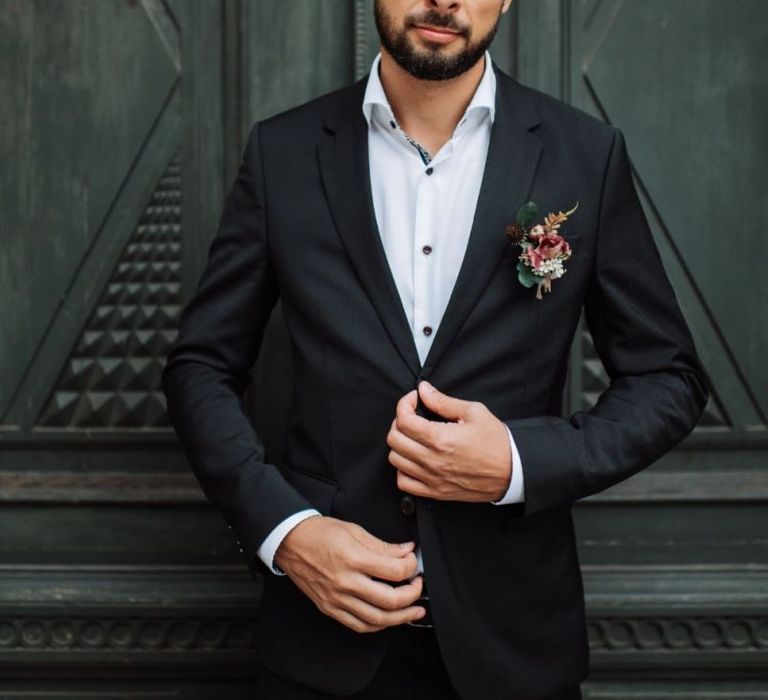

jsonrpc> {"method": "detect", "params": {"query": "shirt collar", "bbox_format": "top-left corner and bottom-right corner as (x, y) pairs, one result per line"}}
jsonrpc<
(361, 50), (496, 130)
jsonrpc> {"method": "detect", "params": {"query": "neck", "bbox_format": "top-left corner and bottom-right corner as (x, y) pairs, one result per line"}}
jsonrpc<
(377, 48), (486, 143)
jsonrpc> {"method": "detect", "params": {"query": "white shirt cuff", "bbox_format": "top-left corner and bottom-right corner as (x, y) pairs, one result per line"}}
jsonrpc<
(490, 425), (525, 504)
(256, 508), (322, 575)
(415, 545), (424, 575)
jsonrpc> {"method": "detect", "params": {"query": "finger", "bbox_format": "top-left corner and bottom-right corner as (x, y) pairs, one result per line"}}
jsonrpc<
(348, 526), (416, 559)
(388, 415), (435, 464)
(351, 573), (425, 611)
(396, 388), (418, 414)
(339, 593), (426, 629)
(344, 528), (419, 580)
(388, 447), (433, 484)
(329, 606), (387, 634)
(397, 470), (433, 499)
(418, 380), (473, 422)
(395, 397), (436, 443)
(352, 547), (420, 582)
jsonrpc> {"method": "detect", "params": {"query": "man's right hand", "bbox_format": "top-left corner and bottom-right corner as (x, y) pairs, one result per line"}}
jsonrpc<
(273, 515), (426, 633)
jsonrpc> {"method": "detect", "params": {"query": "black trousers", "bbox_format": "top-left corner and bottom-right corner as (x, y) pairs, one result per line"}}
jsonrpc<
(255, 623), (583, 700)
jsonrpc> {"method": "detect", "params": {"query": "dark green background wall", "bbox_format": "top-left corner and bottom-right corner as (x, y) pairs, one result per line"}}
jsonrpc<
(0, 1), (766, 697)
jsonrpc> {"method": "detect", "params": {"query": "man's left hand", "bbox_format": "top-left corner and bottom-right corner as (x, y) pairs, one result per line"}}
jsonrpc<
(386, 381), (513, 503)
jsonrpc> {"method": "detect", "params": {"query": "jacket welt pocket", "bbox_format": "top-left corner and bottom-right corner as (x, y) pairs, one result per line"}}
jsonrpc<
(287, 466), (339, 516)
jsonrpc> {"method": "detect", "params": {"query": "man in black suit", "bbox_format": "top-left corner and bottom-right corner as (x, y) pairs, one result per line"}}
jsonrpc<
(161, 1), (709, 698)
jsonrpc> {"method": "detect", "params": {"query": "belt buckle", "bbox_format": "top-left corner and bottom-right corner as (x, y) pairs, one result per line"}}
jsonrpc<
(406, 593), (433, 628)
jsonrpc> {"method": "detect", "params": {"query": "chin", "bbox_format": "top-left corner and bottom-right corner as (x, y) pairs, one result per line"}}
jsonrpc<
(411, 37), (464, 55)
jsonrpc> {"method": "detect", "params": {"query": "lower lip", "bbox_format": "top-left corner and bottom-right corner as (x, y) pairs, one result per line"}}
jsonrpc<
(414, 25), (461, 44)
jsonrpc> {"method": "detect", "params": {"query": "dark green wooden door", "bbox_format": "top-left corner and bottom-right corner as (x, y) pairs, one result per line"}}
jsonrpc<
(1, 1), (765, 697)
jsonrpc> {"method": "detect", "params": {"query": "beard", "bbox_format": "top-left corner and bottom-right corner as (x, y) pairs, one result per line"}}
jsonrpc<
(373, 1), (502, 81)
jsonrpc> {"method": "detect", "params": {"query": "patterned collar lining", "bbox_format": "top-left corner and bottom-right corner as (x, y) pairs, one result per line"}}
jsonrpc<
(362, 51), (496, 165)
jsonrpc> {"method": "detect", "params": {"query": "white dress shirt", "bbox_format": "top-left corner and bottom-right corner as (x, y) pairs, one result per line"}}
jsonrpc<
(257, 50), (524, 576)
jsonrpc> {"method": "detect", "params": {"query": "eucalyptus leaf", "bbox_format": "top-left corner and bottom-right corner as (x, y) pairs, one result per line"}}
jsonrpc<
(517, 261), (538, 288)
(516, 201), (539, 228)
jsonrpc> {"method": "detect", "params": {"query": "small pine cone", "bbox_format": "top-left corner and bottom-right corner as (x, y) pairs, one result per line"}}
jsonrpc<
(505, 223), (526, 244)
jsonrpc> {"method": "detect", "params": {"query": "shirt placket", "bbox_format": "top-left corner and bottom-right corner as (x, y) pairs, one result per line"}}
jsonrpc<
(395, 125), (457, 365)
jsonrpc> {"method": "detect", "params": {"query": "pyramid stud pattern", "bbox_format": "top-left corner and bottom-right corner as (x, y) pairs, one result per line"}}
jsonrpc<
(38, 153), (182, 429)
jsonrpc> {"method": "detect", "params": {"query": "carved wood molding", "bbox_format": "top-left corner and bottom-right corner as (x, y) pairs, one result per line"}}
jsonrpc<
(583, 685), (768, 699)
(585, 469), (768, 502)
(588, 615), (768, 654)
(0, 566), (764, 675)
(0, 614), (764, 676)
(0, 612), (763, 657)
(1, 469), (766, 504)
(0, 471), (204, 504)
(0, 615), (257, 653)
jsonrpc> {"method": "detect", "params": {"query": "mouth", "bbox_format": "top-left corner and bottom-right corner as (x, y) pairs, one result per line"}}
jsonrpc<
(412, 23), (463, 44)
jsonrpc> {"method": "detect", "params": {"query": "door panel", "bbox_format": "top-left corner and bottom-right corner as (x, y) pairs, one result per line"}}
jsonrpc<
(0, 0), (180, 431)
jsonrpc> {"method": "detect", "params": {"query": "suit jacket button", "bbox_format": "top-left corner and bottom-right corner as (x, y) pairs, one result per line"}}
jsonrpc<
(400, 494), (416, 516)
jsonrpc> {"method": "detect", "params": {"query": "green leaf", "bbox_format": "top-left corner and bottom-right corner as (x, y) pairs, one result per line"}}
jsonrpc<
(517, 261), (538, 288)
(516, 201), (539, 228)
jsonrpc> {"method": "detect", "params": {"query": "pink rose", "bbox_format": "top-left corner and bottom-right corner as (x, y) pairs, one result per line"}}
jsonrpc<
(524, 247), (543, 270)
(534, 233), (570, 260)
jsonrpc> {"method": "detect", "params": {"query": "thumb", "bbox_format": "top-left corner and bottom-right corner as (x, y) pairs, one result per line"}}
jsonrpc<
(419, 380), (471, 421)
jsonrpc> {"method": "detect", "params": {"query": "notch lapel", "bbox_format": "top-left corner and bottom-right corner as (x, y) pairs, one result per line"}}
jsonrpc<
(421, 66), (543, 376)
(316, 65), (543, 381)
(317, 82), (422, 378)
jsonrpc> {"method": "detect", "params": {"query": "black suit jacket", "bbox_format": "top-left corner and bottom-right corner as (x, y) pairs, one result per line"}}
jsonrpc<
(162, 61), (709, 700)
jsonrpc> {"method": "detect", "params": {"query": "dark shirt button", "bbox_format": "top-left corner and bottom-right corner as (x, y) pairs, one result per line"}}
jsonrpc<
(400, 494), (416, 516)
(425, 167), (434, 175)
(422, 245), (432, 255)
(390, 120), (397, 129)
(423, 325), (432, 336)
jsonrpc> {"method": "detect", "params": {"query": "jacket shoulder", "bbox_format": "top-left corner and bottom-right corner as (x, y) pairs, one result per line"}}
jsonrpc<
(493, 65), (617, 145)
(253, 76), (367, 148)
(495, 71), (620, 175)
(534, 85), (609, 125)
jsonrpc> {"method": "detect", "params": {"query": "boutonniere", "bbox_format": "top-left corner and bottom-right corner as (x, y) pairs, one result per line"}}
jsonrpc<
(505, 201), (579, 299)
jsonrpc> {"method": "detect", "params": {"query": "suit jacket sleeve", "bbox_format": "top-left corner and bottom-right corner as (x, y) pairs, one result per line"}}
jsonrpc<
(161, 122), (316, 574)
(503, 127), (709, 517)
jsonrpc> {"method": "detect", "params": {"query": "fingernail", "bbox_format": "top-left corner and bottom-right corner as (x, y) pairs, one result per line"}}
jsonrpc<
(400, 541), (414, 548)
(420, 380), (434, 393)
